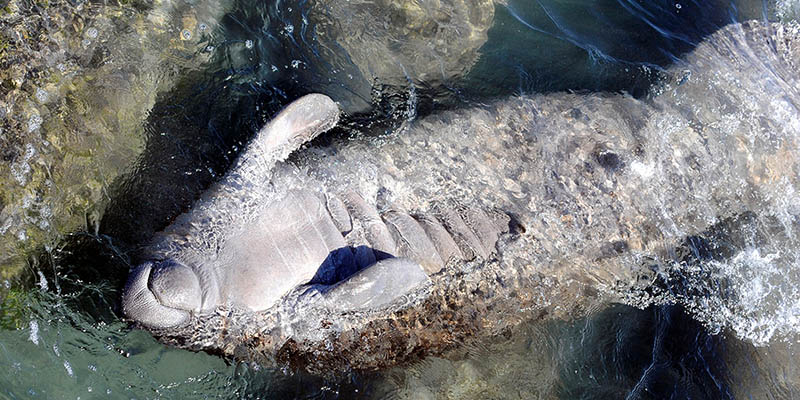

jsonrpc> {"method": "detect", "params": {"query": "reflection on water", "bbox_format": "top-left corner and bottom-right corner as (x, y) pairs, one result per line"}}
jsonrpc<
(1, 0), (799, 398)
(3, 283), (797, 399)
(374, 304), (729, 399)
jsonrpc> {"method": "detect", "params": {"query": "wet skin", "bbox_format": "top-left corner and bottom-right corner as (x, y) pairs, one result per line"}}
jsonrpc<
(122, 22), (800, 372)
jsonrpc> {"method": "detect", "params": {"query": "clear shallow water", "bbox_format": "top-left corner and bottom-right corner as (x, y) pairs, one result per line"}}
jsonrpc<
(2, 0), (800, 398)
(3, 287), (797, 398)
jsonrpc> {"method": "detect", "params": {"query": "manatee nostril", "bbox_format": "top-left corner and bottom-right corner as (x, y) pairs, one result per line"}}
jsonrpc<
(148, 261), (202, 313)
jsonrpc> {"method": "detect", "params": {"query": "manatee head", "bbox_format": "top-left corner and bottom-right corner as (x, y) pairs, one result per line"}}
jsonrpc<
(122, 93), (342, 330)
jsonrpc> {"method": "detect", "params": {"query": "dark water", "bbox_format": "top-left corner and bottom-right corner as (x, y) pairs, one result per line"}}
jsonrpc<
(2, 0), (798, 398)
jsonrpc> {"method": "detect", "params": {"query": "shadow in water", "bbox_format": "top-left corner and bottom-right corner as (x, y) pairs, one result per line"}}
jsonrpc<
(555, 304), (731, 400)
(464, 0), (766, 98)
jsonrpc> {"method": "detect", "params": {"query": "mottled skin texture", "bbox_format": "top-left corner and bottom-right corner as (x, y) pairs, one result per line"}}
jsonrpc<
(125, 21), (800, 373)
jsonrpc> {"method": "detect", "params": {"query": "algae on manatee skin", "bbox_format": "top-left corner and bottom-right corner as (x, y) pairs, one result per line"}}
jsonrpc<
(0, 0), (230, 278)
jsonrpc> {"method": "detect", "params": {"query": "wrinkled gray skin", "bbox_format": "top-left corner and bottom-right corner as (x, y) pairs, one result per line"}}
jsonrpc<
(123, 94), (343, 328)
(123, 21), (800, 371)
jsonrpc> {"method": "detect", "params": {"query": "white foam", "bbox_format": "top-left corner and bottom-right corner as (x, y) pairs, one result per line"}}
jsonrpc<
(63, 360), (73, 377)
(669, 246), (800, 346)
(28, 320), (39, 345)
(630, 160), (655, 179)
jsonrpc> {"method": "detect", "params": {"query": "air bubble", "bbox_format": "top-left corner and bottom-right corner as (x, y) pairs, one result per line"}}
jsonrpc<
(181, 29), (192, 40)
(86, 27), (98, 39)
(245, 40), (254, 49)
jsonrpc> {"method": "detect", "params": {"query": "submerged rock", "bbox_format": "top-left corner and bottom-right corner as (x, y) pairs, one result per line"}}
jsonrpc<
(120, 20), (800, 373)
(305, 0), (494, 110)
(0, 0), (230, 279)
(314, 0), (493, 83)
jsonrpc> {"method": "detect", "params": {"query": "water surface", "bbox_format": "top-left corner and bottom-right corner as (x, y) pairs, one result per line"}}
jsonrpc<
(1, 0), (799, 398)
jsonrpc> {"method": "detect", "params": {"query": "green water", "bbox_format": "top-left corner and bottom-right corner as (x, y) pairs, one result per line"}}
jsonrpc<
(2, 0), (799, 398)
(3, 287), (797, 398)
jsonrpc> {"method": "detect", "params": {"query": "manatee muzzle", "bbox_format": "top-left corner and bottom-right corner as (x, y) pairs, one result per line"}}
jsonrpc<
(122, 260), (205, 329)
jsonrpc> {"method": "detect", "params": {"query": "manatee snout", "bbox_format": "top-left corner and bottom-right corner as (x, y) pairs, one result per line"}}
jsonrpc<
(122, 259), (204, 329)
(149, 261), (202, 312)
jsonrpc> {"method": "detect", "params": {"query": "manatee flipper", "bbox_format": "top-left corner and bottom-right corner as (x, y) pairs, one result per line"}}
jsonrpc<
(239, 93), (340, 173)
(321, 257), (430, 311)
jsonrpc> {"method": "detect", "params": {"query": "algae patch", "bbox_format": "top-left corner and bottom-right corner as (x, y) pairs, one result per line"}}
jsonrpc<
(0, 0), (226, 277)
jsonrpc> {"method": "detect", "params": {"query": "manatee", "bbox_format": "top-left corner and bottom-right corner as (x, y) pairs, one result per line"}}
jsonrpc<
(122, 21), (800, 373)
